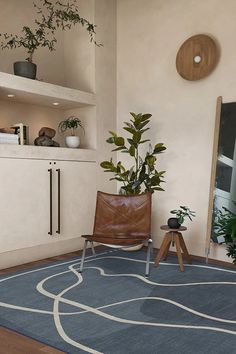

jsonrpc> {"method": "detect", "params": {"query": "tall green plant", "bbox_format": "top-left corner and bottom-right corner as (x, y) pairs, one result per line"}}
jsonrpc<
(215, 204), (236, 264)
(100, 112), (166, 195)
(0, 0), (101, 63)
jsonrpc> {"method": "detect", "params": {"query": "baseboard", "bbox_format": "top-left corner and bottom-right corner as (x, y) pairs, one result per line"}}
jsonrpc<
(0, 243), (235, 272)
(153, 248), (236, 269)
(0, 237), (86, 270)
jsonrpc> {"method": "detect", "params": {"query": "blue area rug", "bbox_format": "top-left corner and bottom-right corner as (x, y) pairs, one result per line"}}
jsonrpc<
(0, 249), (236, 354)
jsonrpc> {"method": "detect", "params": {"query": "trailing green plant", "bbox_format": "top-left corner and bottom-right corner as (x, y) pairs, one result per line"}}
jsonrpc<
(214, 204), (236, 263)
(58, 116), (84, 136)
(100, 112), (166, 195)
(170, 206), (196, 225)
(0, 0), (101, 63)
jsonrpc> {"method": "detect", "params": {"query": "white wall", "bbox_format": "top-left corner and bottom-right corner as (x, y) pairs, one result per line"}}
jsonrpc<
(95, 0), (117, 193)
(117, 0), (236, 261)
(0, 0), (65, 85)
(63, 0), (96, 92)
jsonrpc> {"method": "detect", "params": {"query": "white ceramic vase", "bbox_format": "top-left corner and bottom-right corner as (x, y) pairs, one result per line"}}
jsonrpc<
(65, 136), (80, 148)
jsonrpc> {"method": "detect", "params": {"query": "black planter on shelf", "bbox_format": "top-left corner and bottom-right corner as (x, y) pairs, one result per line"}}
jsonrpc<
(167, 217), (181, 229)
(14, 61), (37, 79)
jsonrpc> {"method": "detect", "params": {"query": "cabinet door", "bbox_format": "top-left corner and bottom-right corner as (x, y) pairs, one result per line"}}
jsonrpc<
(0, 158), (51, 252)
(58, 161), (96, 246)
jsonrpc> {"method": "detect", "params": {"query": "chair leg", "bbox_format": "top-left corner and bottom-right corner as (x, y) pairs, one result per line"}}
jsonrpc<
(90, 241), (95, 255)
(79, 240), (88, 273)
(145, 239), (152, 277)
(150, 240), (154, 255)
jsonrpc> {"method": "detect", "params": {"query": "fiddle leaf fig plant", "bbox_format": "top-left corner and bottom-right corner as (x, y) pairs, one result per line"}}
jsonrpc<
(0, 0), (101, 63)
(100, 112), (166, 195)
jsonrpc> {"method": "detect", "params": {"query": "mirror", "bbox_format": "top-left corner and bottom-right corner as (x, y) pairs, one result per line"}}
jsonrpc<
(206, 97), (236, 257)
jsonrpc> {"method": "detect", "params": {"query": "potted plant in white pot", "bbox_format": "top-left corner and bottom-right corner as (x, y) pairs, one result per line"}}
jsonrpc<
(58, 116), (84, 148)
(0, 0), (101, 79)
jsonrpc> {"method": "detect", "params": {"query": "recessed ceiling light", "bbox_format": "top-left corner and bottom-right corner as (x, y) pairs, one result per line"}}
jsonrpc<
(7, 94), (15, 98)
(53, 102), (59, 106)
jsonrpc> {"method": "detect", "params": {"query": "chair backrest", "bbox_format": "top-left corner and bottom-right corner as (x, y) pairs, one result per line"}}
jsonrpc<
(93, 191), (151, 237)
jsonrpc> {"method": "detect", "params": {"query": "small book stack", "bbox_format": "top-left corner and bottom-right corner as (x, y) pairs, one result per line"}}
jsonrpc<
(0, 131), (19, 145)
(0, 124), (29, 145)
(12, 123), (29, 145)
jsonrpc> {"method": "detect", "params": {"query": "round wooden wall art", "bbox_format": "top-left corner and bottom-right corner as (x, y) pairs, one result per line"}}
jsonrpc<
(176, 34), (218, 81)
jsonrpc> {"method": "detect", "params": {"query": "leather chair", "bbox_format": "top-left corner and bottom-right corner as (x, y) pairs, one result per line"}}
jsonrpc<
(79, 191), (152, 276)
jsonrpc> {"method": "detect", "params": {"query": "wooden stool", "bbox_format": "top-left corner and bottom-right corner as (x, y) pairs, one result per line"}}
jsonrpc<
(154, 225), (191, 271)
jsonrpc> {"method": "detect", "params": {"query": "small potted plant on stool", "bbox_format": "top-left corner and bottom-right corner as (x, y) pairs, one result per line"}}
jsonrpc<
(168, 206), (196, 229)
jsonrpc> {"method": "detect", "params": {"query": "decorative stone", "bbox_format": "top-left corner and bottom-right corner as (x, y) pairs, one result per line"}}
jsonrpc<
(39, 127), (56, 138)
(52, 140), (60, 147)
(34, 136), (54, 146)
(35, 126), (59, 147)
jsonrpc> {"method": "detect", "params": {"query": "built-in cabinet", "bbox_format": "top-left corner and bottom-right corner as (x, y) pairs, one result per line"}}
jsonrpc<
(0, 156), (96, 253)
(0, 72), (98, 265)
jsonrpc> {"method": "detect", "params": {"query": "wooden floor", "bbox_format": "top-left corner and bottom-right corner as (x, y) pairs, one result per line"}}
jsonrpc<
(0, 251), (84, 354)
(0, 326), (64, 354)
(0, 247), (234, 354)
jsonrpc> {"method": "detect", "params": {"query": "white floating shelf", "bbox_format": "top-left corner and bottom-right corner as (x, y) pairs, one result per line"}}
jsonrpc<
(0, 144), (97, 162)
(0, 72), (96, 109)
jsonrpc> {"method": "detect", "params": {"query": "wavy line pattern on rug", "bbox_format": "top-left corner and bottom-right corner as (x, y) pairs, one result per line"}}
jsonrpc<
(0, 251), (236, 353)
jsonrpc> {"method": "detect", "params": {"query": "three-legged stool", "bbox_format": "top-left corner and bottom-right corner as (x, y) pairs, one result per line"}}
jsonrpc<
(154, 225), (191, 271)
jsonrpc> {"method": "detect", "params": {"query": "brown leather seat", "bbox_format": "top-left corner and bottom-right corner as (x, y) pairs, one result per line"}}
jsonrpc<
(79, 191), (153, 276)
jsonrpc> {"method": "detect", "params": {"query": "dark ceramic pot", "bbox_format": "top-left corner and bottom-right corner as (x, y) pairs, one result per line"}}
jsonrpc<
(167, 217), (181, 229)
(14, 61), (37, 79)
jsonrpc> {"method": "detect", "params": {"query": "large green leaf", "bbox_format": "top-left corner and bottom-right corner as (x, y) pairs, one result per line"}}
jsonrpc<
(151, 175), (161, 185)
(146, 155), (156, 167)
(139, 120), (150, 129)
(152, 186), (165, 191)
(106, 137), (114, 144)
(109, 131), (117, 137)
(117, 162), (126, 172)
(133, 117), (142, 129)
(153, 143), (167, 154)
(140, 128), (150, 134)
(112, 146), (126, 152)
(114, 136), (125, 146)
(100, 161), (113, 169)
(123, 127), (136, 134)
(139, 139), (150, 145)
(133, 131), (141, 144)
(141, 113), (152, 121)
(127, 138), (135, 146)
(129, 112), (138, 120)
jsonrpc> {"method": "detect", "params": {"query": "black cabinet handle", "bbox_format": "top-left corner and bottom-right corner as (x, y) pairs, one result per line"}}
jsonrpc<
(56, 168), (61, 234)
(48, 168), (53, 235)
